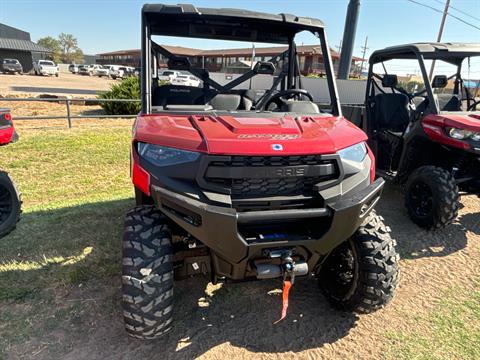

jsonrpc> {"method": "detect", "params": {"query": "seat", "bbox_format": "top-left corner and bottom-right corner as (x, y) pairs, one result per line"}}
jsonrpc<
(209, 94), (242, 111)
(372, 93), (412, 171)
(242, 89), (267, 110)
(283, 101), (320, 114)
(152, 85), (207, 107)
(435, 94), (461, 111)
(373, 93), (411, 137)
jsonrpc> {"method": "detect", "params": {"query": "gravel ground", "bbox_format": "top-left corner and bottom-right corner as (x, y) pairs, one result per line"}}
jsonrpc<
(0, 71), (116, 97)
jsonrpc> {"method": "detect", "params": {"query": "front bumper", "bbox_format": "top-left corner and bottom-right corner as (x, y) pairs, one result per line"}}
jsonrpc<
(40, 69), (57, 75)
(2, 68), (21, 73)
(150, 177), (384, 279)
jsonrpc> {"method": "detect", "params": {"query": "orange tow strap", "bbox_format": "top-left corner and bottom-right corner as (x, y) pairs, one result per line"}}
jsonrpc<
(274, 280), (292, 324)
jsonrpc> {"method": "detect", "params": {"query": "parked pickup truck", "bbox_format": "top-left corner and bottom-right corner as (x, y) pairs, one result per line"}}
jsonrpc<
(79, 64), (103, 76)
(33, 60), (59, 77)
(158, 69), (180, 82)
(0, 59), (23, 74)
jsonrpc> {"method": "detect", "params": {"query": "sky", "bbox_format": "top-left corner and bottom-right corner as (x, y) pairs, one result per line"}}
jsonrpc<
(1, 0), (479, 73)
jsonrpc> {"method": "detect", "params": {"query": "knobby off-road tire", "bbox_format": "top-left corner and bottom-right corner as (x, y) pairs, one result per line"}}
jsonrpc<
(405, 166), (459, 230)
(318, 210), (400, 313)
(122, 206), (174, 339)
(0, 171), (21, 238)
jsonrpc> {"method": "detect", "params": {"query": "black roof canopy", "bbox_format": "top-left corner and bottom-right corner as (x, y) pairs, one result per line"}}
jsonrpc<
(142, 3), (325, 44)
(370, 42), (480, 65)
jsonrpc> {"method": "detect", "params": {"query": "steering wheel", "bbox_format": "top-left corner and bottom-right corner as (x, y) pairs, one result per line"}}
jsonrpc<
(264, 89), (314, 111)
(467, 100), (480, 111)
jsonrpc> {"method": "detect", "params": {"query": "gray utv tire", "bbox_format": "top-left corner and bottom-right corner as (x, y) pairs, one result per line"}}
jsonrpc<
(0, 171), (21, 238)
(318, 210), (400, 313)
(122, 206), (174, 339)
(405, 166), (459, 230)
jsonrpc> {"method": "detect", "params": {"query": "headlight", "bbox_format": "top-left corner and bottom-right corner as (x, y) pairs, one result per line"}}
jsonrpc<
(447, 127), (480, 141)
(471, 133), (480, 141)
(338, 142), (367, 164)
(138, 143), (200, 167)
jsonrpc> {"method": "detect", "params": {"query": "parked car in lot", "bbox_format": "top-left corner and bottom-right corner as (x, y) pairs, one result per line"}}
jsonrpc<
(78, 64), (102, 76)
(124, 66), (136, 77)
(95, 65), (111, 77)
(68, 64), (79, 74)
(33, 60), (59, 76)
(110, 66), (135, 79)
(171, 74), (201, 87)
(110, 66), (125, 80)
(0, 59), (23, 74)
(158, 69), (180, 82)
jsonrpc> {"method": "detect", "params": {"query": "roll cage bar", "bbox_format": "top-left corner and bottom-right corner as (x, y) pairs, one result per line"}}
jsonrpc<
(366, 43), (480, 114)
(140, 3), (341, 116)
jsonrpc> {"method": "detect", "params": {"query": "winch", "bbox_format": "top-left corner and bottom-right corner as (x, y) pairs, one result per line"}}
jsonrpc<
(254, 249), (309, 323)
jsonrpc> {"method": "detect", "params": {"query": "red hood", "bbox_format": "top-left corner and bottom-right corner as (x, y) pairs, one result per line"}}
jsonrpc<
(423, 113), (480, 132)
(134, 114), (367, 155)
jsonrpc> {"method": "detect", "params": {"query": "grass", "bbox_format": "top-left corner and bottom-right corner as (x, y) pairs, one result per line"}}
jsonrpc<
(385, 285), (480, 360)
(0, 120), (479, 359)
(0, 121), (134, 358)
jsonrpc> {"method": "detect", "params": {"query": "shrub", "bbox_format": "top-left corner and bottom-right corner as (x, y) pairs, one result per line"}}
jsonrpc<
(97, 76), (141, 115)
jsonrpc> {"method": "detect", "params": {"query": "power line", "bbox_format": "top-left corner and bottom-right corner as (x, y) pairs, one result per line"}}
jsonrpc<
(431, 0), (480, 23)
(360, 36), (369, 74)
(405, 0), (480, 31)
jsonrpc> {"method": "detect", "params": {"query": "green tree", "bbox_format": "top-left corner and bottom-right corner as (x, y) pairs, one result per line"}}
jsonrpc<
(398, 80), (425, 94)
(71, 48), (84, 64)
(58, 33), (84, 63)
(37, 36), (61, 63)
(58, 33), (77, 54)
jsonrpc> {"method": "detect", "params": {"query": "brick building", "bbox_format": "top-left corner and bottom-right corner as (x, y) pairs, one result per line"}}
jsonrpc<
(97, 44), (363, 76)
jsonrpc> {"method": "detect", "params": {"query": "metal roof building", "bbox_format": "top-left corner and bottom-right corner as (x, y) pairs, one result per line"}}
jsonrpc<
(0, 23), (51, 72)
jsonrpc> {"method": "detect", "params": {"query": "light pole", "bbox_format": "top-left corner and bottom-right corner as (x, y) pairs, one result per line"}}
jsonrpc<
(338, 0), (361, 79)
(429, 0), (451, 80)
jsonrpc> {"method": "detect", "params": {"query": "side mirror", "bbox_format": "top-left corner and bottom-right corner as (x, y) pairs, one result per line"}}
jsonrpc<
(381, 74), (398, 88)
(253, 61), (275, 75)
(432, 75), (448, 88)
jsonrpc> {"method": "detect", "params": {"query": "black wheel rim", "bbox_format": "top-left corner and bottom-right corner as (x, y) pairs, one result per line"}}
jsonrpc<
(0, 184), (13, 225)
(319, 240), (358, 301)
(409, 181), (433, 218)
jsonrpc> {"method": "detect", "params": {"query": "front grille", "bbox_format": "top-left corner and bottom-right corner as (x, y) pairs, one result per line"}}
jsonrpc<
(204, 155), (339, 200)
(209, 155), (331, 167)
(230, 177), (320, 197)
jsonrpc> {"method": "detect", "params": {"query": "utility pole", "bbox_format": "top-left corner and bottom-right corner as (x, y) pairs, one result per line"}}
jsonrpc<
(335, 40), (343, 54)
(429, 0), (450, 80)
(359, 36), (369, 77)
(338, 0), (361, 79)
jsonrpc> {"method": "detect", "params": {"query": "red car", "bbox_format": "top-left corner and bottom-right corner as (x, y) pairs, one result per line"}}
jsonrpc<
(0, 108), (21, 238)
(121, 3), (400, 339)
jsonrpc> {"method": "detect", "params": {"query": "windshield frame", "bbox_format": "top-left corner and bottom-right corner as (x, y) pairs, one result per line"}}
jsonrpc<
(367, 50), (480, 115)
(141, 14), (340, 116)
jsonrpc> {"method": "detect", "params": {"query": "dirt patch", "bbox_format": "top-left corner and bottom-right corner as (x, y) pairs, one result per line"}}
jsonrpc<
(0, 72), (117, 97)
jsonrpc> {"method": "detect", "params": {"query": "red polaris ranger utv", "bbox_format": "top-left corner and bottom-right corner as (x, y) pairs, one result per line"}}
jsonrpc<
(123, 3), (399, 339)
(349, 43), (480, 229)
(0, 108), (21, 238)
